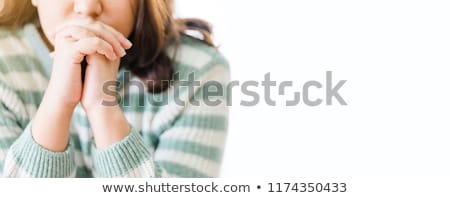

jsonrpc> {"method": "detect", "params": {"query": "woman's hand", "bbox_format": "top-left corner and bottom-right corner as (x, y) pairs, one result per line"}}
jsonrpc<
(33, 19), (131, 152)
(43, 19), (133, 149)
(49, 19), (132, 110)
(80, 52), (120, 110)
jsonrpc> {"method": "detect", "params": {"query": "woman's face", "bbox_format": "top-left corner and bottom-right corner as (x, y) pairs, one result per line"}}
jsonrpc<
(32, 0), (138, 45)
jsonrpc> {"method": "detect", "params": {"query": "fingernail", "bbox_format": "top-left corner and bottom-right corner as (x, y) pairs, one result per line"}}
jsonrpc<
(120, 48), (127, 57)
(124, 39), (133, 48)
(109, 52), (117, 60)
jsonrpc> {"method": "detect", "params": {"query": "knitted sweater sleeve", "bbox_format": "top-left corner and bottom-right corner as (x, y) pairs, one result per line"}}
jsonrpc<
(0, 28), (77, 177)
(91, 55), (230, 177)
(0, 82), (76, 178)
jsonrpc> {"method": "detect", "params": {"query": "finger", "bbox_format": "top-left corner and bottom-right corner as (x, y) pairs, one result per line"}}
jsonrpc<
(54, 25), (126, 58)
(51, 19), (95, 38)
(53, 27), (117, 61)
(86, 21), (133, 49)
(82, 22), (129, 56)
(54, 25), (96, 41)
(73, 37), (117, 62)
(101, 24), (133, 49)
(52, 20), (132, 51)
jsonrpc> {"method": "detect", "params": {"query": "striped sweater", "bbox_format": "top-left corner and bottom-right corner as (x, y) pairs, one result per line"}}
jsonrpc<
(0, 24), (230, 177)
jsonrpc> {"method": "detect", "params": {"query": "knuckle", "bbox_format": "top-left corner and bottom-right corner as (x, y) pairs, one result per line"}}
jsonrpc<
(79, 28), (92, 37)
(91, 38), (102, 46)
(92, 23), (103, 31)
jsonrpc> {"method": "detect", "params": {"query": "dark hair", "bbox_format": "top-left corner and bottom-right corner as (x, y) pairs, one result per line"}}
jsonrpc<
(121, 0), (214, 93)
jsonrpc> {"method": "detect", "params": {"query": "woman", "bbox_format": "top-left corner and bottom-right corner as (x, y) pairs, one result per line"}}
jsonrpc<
(0, 0), (229, 177)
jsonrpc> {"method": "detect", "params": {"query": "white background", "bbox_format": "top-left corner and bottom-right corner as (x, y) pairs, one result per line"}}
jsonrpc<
(175, 0), (450, 178)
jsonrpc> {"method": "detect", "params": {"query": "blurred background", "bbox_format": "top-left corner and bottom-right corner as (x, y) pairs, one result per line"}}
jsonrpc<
(175, 0), (450, 178)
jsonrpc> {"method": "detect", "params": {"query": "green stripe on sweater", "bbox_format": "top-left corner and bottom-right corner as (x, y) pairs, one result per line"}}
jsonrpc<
(0, 55), (48, 75)
(157, 160), (211, 178)
(158, 139), (223, 162)
(173, 114), (228, 131)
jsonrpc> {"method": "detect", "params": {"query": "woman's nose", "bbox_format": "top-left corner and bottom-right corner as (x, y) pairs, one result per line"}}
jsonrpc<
(74, 0), (102, 18)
